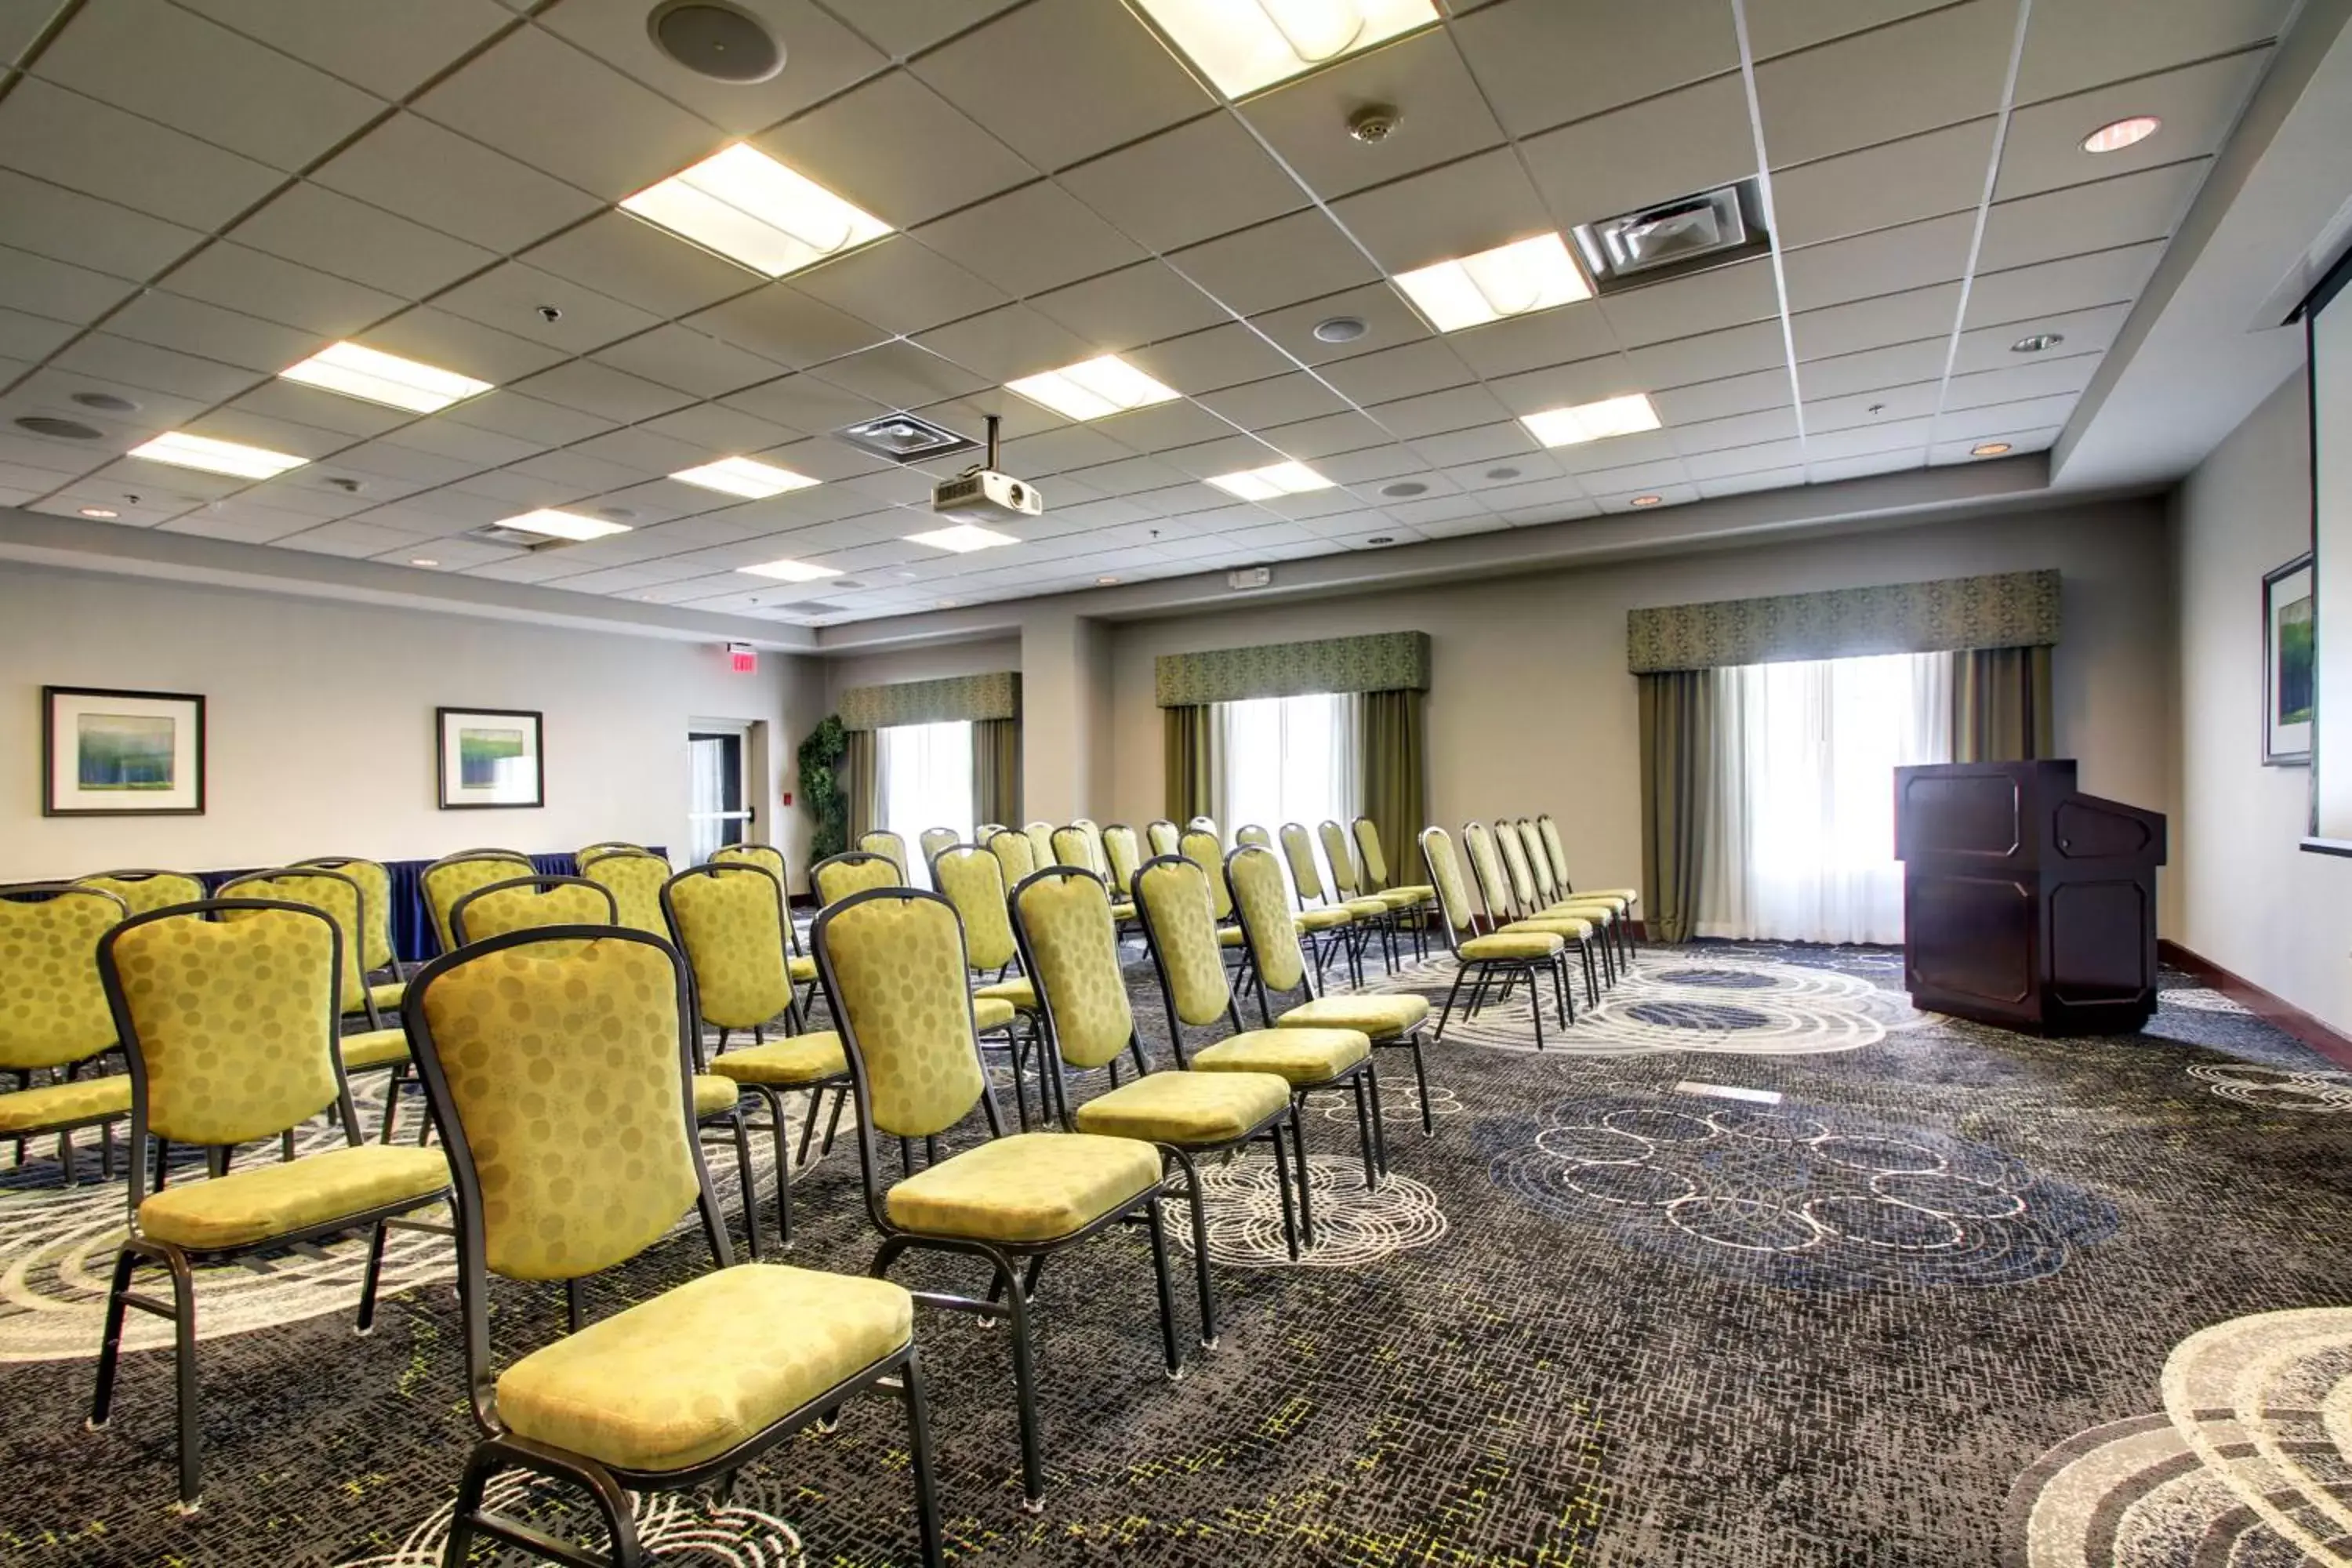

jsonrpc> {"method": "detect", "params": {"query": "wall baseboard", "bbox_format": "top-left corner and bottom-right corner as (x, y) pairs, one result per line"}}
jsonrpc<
(2158, 939), (2352, 1069)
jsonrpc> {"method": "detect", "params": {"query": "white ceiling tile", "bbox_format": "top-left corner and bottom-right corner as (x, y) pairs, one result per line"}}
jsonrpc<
(1806, 452), (1923, 483)
(1521, 73), (1754, 230)
(523, 211), (764, 318)
(1479, 473), (1589, 510)
(181, 405), (358, 460)
(593, 323), (783, 397)
(1029, 263), (1228, 354)
(4, 367), (212, 433)
(1934, 393), (2080, 439)
(541, 0), (886, 136)
(1940, 354), (2100, 409)
(510, 359), (696, 422)
(1059, 452), (1194, 494)
(2014, 0), (2295, 102)
(1951, 302), (2127, 374)
(1976, 160), (2203, 272)
(49, 332), (268, 402)
(1803, 379), (1942, 433)
(1574, 454), (1692, 495)
(1446, 306), (1618, 380)
(753, 68), (1033, 230)
(1159, 433), (1285, 480)
(915, 305), (1096, 383)
(684, 283), (891, 370)
(1260, 410), (1391, 459)
(641, 402), (795, 456)
(1596, 259), (1780, 349)
(1770, 118), (1998, 247)
(1317, 339), (1476, 405)
(157, 502), (330, 543)
(1125, 323), (1295, 394)
(432, 260), (666, 354)
(1329, 147), (1552, 274)
(0, 168), (204, 278)
(1993, 49), (2268, 201)
(281, 518), (452, 557)
(1798, 416), (1936, 462)
(223, 378), (417, 440)
(0, 244), (137, 324)
(1791, 282), (1959, 361)
(1089, 398), (1235, 453)
(442, 388), (618, 446)
(1780, 213), (1977, 314)
(2, 0), (71, 64)
(322, 437), (485, 485)
(1408, 422), (1541, 466)
(913, 181), (1146, 296)
(1929, 426), (2058, 464)
(1454, 0), (1739, 139)
(1196, 372), (1348, 430)
(829, 0), (1023, 57)
(1240, 30), (1504, 199)
(413, 26), (720, 200)
(163, 243), (405, 338)
(912, 0), (1211, 170)
(1058, 111), (1308, 255)
(232, 182), (501, 297)
(1367, 383), (1511, 440)
(507, 445), (649, 494)
(1794, 336), (1953, 399)
(176, 0), (512, 99)
(1670, 404), (1802, 453)
(312, 112), (604, 256)
(723, 377), (893, 437)
(1743, 0), (1951, 60)
(0, 77), (283, 230)
(1689, 444), (1807, 483)
(1439, 450), (1563, 489)
(1171, 210), (1379, 318)
(104, 292), (325, 372)
(361, 304), (570, 382)
(787, 235), (1005, 336)
(1963, 241), (2165, 330)
(564, 426), (712, 477)
(1591, 481), (1699, 511)
(1250, 283), (1429, 366)
(1754, 1), (2016, 169)
(1485, 356), (1642, 416)
(381, 416), (542, 467)
(811, 341), (990, 408)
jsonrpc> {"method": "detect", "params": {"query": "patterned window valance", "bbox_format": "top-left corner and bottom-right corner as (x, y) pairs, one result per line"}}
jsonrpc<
(839, 671), (1018, 730)
(1625, 570), (2061, 673)
(1155, 631), (1431, 707)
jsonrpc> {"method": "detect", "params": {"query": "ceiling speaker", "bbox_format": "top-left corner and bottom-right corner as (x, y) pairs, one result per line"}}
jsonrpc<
(648, 1), (784, 83)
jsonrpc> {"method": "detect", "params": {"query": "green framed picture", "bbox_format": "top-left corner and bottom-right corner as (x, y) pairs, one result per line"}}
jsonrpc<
(437, 706), (544, 809)
(2264, 554), (2314, 765)
(42, 686), (205, 816)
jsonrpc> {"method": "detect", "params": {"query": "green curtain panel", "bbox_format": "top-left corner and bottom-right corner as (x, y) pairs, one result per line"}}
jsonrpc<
(1951, 644), (2054, 762)
(839, 671), (1019, 730)
(1156, 630), (1431, 706)
(1627, 570), (2061, 673)
(972, 717), (1021, 829)
(1358, 688), (1429, 889)
(1163, 705), (1214, 823)
(845, 726), (878, 845)
(1638, 670), (1714, 945)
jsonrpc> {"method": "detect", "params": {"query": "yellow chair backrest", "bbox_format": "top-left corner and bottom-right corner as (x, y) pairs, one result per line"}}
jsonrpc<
(1494, 821), (1541, 913)
(1228, 846), (1308, 994)
(859, 830), (909, 880)
(1050, 825), (1098, 873)
(220, 868), (369, 1000)
(1535, 814), (1573, 891)
(77, 869), (202, 917)
(1236, 823), (1272, 850)
(1514, 819), (1559, 903)
(452, 877), (615, 946)
(579, 848), (670, 935)
(1420, 828), (1475, 943)
(933, 846), (1017, 973)
(1461, 822), (1513, 924)
(1023, 821), (1055, 870)
(1012, 871), (1132, 1071)
(0, 884), (125, 1071)
(918, 826), (960, 867)
(1134, 858), (1233, 1029)
(1319, 821), (1363, 896)
(1278, 822), (1329, 906)
(814, 851), (900, 907)
(987, 829), (1036, 888)
(1145, 821), (1180, 856)
(296, 856), (394, 971)
(663, 863), (793, 1031)
(575, 840), (644, 863)
(1185, 816), (1220, 839)
(423, 851), (534, 953)
(1102, 824), (1142, 890)
(415, 932), (699, 1280)
(1352, 818), (1394, 891)
(1179, 828), (1233, 920)
(815, 891), (986, 1140)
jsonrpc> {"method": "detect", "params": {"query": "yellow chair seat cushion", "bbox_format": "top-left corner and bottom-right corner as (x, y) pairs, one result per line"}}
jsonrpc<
(973, 996), (1017, 1033)
(1459, 931), (1565, 961)
(0, 1074), (130, 1135)
(1218, 927), (1247, 948)
(975, 977), (1037, 1012)
(1545, 902), (1616, 922)
(1508, 916), (1595, 940)
(788, 954), (817, 983)
(1369, 889), (1425, 909)
(1278, 993), (1432, 1040)
(884, 1131), (1162, 1243)
(1072, 1070), (1290, 1145)
(1388, 884), (1436, 902)
(1340, 898), (1392, 919)
(693, 1075), (742, 1118)
(343, 979), (408, 1014)
(1192, 1027), (1369, 1086)
(1292, 908), (1352, 932)
(137, 1144), (449, 1251)
(1110, 901), (1138, 922)
(1580, 888), (1639, 902)
(339, 1028), (412, 1072)
(496, 1264), (913, 1474)
(707, 1031), (848, 1087)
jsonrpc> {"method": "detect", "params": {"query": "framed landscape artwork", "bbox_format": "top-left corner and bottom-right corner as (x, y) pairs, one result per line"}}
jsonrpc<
(437, 707), (544, 809)
(42, 686), (206, 816)
(2265, 553), (2314, 764)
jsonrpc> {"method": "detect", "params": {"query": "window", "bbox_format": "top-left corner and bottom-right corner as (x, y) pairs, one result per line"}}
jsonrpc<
(1214, 693), (1357, 896)
(1697, 652), (1951, 944)
(877, 720), (972, 886)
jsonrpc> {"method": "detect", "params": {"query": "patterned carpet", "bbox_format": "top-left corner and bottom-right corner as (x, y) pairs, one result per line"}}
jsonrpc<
(5, 940), (2352, 1566)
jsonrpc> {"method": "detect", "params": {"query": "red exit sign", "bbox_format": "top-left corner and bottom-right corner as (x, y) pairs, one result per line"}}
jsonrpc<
(727, 641), (757, 673)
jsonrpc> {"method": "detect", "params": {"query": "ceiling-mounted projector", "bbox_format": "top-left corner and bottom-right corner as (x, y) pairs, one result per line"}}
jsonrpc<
(931, 414), (1043, 524)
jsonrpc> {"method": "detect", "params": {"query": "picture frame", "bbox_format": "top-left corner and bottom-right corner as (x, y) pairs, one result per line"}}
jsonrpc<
(42, 686), (206, 816)
(2264, 552), (2315, 765)
(436, 706), (545, 809)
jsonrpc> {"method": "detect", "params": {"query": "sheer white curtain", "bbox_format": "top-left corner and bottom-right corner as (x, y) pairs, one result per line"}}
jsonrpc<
(878, 720), (972, 887)
(1213, 693), (1359, 897)
(1697, 652), (1951, 944)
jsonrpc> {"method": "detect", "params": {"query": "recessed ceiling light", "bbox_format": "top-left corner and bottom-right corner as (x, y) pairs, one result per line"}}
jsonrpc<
(1393, 232), (1592, 332)
(1131, 0), (1439, 97)
(739, 557), (843, 582)
(492, 508), (631, 541)
(2010, 332), (2064, 354)
(1313, 315), (1368, 343)
(409, 557), (439, 566)
(71, 390), (139, 413)
(936, 598), (961, 608)
(1007, 354), (1181, 421)
(129, 431), (308, 478)
(622, 143), (890, 278)
(1629, 494), (1664, 507)
(1207, 460), (1334, 500)
(647, 0), (784, 82)
(672, 456), (820, 499)
(1969, 441), (2013, 458)
(2082, 115), (2160, 153)
(16, 415), (103, 440)
(279, 341), (492, 412)
(1097, 575), (1121, 585)
(906, 523), (1018, 553)
(1380, 481), (1428, 498)
(78, 506), (119, 519)
(1521, 394), (1661, 448)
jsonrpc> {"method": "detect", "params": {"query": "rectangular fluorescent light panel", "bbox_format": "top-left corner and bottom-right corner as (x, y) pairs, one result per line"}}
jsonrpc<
(1521, 394), (1662, 448)
(1206, 460), (1334, 501)
(1394, 233), (1592, 332)
(738, 557), (842, 582)
(906, 524), (1018, 554)
(127, 431), (307, 479)
(672, 456), (820, 499)
(493, 508), (632, 542)
(1006, 354), (1181, 421)
(279, 342), (492, 413)
(622, 143), (891, 278)
(1134, 0), (1439, 97)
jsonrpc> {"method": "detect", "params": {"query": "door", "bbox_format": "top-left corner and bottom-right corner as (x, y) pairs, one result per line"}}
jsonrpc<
(687, 728), (750, 865)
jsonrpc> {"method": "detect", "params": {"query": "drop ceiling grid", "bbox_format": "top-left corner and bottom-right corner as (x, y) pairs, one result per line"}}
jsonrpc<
(0, 0), (2296, 622)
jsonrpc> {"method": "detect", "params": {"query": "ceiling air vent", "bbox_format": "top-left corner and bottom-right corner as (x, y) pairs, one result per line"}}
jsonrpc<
(837, 412), (978, 465)
(1572, 180), (1769, 294)
(463, 524), (576, 553)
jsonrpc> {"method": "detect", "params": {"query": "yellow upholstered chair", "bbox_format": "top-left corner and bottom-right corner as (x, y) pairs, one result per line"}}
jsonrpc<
(1535, 812), (1639, 965)
(405, 925), (942, 1568)
(1102, 824), (1144, 890)
(295, 855), (407, 1019)
(663, 861), (853, 1250)
(421, 849), (534, 956)
(1280, 822), (1389, 982)
(713, 844), (817, 1018)
(858, 829), (909, 881)
(1012, 865), (1301, 1270)
(578, 846), (672, 935)
(1, 883), (131, 1185)
(1234, 823), (1272, 849)
(1351, 818), (1436, 910)
(1420, 828), (1571, 1044)
(1178, 827), (1247, 956)
(1131, 854), (1381, 1192)
(1049, 824), (1099, 874)
(917, 826), (960, 866)
(1145, 819), (1180, 857)
(1465, 822), (1603, 1010)
(89, 899), (450, 1508)
(1323, 818), (1426, 964)
(1185, 815), (1220, 840)
(986, 826), (1037, 891)
(812, 886), (1198, 1508)
(77, 869), (204, 917)
(1512, 817), (1624, 982)
(574, 838), (645, 863)
(448, 873), (616, 946)
(814, 848), (902, 908)
(1023, 819), (1056, 870)
(1228, 844), (1438, 1138)
(931, 844), (1047, 1127)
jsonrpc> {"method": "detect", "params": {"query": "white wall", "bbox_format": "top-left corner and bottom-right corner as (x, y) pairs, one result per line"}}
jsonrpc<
(1099, 500), (2178, 920)
(1, 564), (814, 883)
(2173, 370), (2352, 1028)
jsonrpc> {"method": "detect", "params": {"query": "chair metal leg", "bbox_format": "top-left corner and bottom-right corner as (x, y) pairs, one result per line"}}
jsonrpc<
(90, 1247), (139, 1428)
(1406, 1036), (1434, 1135)
(1434, 968), (1467, 1040)
(1144, 1200), (1183, 1380)
(1349, 1076), (1378, 1192)
(1171, 1152), (1217, 1346)
(797, 1087), (826, 1166)
(997, 1250), (1047, 1508)
(358, 1221), (390, 1334)
(1528, 965), (1546, 1051)
(1288, 1109), (1318, 1250)
(1365, 1064), (1392, 1175)
(441, 1443), (499, 1568)
(379, 1065), (402, 1144)
(760, 1086), (793, 1251)
(1266, 1123), (1300, 1261)
(822, 1083), (848, 1155)
(729, 1108), (762, 1261)
(901, 1351), (947, 1568)
(165, 1247), (201, 1508)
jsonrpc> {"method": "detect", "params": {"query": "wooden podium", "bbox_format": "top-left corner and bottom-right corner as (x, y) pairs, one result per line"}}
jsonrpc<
(1893, 760), (2166, 1034)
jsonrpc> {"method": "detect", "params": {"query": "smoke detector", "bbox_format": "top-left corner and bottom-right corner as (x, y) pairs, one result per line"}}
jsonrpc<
(1347, 104), (1401, 143)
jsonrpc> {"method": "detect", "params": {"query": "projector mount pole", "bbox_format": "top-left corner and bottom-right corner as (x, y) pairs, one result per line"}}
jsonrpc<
(984, 413), (1000, 471)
